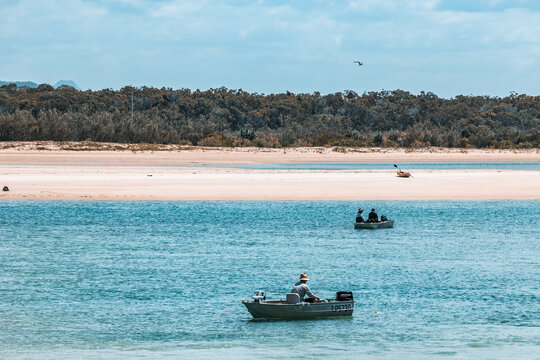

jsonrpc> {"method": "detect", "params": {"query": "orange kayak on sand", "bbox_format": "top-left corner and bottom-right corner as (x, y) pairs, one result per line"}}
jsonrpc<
(394, 164), (412, 178)
(397, 171), (411, 178)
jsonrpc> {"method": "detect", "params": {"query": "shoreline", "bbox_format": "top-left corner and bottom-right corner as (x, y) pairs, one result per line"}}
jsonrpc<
(1, 167), (538, 201)
(1, 143), (538, 201)
(0, 143), (538, 166)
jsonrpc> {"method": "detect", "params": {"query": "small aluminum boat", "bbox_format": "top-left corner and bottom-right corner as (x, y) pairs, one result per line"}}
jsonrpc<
(354, 220), (394, 229)
(242, 291), (354, 319)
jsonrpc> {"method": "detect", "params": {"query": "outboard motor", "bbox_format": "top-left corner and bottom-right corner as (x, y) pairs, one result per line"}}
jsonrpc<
(336, 291), (353, 301)
(252, 290), (266, 302)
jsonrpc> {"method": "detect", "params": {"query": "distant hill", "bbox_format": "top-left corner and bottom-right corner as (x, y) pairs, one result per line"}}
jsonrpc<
(0, 80), (80, 90)
(0, 81), (39, 88)
(53, 80), (80, 90)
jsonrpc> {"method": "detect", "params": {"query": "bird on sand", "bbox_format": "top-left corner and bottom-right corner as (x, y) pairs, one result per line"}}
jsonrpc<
(353, 61), (363, 66)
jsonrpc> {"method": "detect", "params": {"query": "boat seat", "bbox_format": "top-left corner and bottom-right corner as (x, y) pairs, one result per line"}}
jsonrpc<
(286, 293), (300, 304)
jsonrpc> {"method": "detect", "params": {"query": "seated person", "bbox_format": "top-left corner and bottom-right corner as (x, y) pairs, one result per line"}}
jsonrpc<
(355, 208), (365, 223)
(291, 273), (320, 302)
(367, 208), (379, 223)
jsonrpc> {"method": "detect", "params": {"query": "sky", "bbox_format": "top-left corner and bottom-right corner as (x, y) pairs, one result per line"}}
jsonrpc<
(1, 0), (539, 98)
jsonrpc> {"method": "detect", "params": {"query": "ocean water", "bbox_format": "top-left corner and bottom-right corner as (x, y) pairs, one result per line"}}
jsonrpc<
(209, 162), (540, 170)
(0, 201), (538, 359)
(6, 162), (540, 170)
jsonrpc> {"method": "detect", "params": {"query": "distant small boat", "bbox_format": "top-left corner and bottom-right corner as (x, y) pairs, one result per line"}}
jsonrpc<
(354, 220), (394, 229)
(396, 171), (411, 178)
(242, 291), (354, 319)
(394, 164), (412, 177)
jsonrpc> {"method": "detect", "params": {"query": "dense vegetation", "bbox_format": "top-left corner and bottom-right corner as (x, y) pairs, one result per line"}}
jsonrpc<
(0, 83), (538, 148)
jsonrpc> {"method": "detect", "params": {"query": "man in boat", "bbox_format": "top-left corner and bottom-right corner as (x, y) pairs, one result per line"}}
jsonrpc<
(291, 273), (320, 302)
(355, 208), (365, 223)
(368, 208), (379, 223)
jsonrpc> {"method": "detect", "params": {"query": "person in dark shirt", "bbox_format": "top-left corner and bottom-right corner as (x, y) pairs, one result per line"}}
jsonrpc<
(368, 208), (379, 222)
(355, 208), (365, 223)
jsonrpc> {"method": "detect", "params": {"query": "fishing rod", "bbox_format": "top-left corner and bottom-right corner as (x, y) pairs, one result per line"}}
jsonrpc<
(314, 274), (327, 296)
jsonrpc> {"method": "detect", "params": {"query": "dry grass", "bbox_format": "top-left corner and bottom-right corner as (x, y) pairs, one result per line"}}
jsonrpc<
(0, 141), (197, 152)
(0, 141), (537, 155)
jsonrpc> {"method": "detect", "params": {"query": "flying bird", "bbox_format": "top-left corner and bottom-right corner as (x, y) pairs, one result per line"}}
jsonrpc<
(353, 61), (363, 66)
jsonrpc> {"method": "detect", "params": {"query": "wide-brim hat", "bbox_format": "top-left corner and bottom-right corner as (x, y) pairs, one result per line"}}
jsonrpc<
(299, 273), (310, 281)
(358, 208), (364, 212)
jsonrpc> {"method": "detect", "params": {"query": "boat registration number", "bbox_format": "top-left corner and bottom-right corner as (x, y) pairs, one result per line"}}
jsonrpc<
(332, 303), (353, 312)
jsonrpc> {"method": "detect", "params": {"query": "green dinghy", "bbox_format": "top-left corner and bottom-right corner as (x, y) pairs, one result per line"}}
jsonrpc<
(354, 220), (394, 229)
(242, 291), (354, 320)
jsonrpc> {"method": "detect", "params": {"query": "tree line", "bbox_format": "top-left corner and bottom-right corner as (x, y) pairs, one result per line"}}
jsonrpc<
(0, 83), (538, 148)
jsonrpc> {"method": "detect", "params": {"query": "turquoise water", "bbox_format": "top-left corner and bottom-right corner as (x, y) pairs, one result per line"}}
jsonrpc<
(5, 162), (540, 170)
(0, 201), (539, 359)
(210, 162), (540, 170)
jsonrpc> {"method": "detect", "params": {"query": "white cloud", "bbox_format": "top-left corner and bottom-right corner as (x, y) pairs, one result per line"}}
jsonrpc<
(0, 0), (538, 96)
(150, 0), (204, 18)
(348, 0), (439, 13)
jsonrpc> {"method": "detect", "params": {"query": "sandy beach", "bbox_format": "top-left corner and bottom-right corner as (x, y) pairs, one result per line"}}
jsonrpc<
(0, 144), (538, 200)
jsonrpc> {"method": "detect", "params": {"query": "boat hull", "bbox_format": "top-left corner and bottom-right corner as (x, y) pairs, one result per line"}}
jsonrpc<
(242, 300), (354, 319)
(354, 220), (394, 229)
